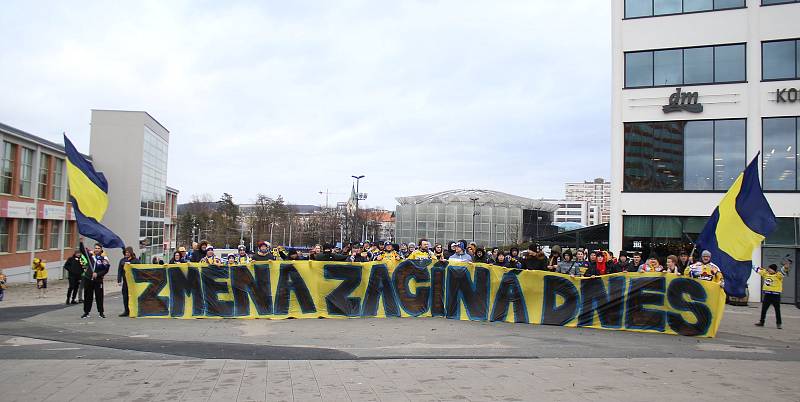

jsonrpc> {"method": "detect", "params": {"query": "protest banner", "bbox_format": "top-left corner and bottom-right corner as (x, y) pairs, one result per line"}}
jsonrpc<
(125, 260), (726, 337)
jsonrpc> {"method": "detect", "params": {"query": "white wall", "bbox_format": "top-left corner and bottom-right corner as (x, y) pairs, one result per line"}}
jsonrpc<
(611, 1), (800, 300)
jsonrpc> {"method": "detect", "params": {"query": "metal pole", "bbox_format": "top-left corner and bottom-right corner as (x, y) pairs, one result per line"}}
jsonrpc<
(270, 223), (274, 244)
(470, 197), (479, 243)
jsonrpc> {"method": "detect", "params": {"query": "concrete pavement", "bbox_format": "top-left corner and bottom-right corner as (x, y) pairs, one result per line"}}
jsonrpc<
(0, 358), (797, 401)
(1, 278), (799, 401)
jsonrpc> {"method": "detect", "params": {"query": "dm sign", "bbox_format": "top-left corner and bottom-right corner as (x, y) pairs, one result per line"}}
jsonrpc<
(663, 87), (703, 113)
(125, 260), (727, 337)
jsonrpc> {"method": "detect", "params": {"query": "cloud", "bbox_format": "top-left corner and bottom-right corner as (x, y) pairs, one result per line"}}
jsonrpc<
(0, 0), (610, 209)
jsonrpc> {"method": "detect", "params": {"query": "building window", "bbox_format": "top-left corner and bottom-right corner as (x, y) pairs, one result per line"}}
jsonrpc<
(762, 117), (799, 190)
(49, 221), (61, 250)
(762, 39), (800, 81)
(52, 158), (64, 201)
(623, 215), (708, 258)
(64, 221), (73, 250)
(625, 44), (745, 88)
(0, 218), (8, 253)
(35, 220), (46, 250)
(1, 142), (15, 195)
(19, 148), (34, 197)
(16, 219), (30, 251)
(624, 119), (746, 191)
(762, 0), (800, 5)
(625, 0), (744, 19)
(38, 154), (50, 199)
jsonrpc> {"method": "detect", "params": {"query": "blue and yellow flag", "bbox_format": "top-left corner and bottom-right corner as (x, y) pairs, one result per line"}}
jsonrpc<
(696, 154), (776, 297)
(64, 135), (125, 249)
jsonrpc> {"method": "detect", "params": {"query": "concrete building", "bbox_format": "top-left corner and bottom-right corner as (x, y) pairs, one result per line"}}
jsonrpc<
(0, 122), (78, 283)
(612, 0), (800, 304)
(565, 178), (611, 224)
(395, 189), (558, 246)
(90, 110), (177, 265)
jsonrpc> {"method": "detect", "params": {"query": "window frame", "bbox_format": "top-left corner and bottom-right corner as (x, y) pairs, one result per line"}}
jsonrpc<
(624, 42), (747, 89)
(1, 142), (16, 195)
(38, 153), (51, 199)
(16, 219), (31, 252)
(761, 0), (800, 7)
(624, 0), (746, 20)
(623, 117), (748, 192)
(761, 38), (800, 82)
(761, 116), (800, 192)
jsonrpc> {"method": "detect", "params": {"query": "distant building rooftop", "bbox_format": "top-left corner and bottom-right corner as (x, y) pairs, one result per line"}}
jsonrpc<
(396, 189), (558, 212)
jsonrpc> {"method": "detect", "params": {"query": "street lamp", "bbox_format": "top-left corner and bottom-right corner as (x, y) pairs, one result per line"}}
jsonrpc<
(470, 197), (479, 243)
(352, 175), (365, 242)
(535, 213), (542, 243)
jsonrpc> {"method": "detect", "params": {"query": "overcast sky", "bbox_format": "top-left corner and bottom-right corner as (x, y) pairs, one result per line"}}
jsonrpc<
(0, 1), (610, 210)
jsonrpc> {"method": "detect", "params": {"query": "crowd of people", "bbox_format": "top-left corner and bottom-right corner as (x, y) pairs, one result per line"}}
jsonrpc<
(173, 238), (728, 282)
(0, 236), (789, 328)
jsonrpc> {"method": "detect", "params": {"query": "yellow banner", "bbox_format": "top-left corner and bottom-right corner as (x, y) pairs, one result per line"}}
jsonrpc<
(125, 260), (726, 337)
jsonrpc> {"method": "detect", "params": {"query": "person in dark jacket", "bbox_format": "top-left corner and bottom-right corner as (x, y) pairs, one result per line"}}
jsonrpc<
(348, 243), (371, 262)
(616, 251), (632, 272)
(444, 241), (456, 259)
(117, 246), (140, 317)
(315, 244), (347, 261)
(251, 241), (274, 261)
(63, 251), (84, 305)
(81, 242), (111, 318)
(523, 245), (548, 270)
(584, 251), (609, 277)
(190, 240), (208, 263)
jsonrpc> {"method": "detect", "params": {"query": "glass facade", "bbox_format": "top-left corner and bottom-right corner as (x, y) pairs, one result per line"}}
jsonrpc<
(16, 219), (30, 251)
(625, 44), (745, 88)
(139, 126), (168, 262)
(395, 203), (525, 246)
(624, 119), (746, 191)
(625, 0), (744, 18)
(762, 118), (799, 191)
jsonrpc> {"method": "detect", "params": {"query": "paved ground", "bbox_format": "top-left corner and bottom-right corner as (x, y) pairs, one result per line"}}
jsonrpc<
(1, 278), (798, 401)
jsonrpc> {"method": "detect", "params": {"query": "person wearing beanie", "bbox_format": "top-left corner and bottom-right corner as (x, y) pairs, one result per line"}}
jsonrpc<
(315, 243), (347, 261)
(448, 241), (472, 262)
(522, 245), (548, 270)
(685, 250), (723, 287)
(584, 251), (609, 277)
(616, 251), (632, 272)
(200, 247), (222, 265)
(754, 264), (785, 329)
(251, 241), (274, 261)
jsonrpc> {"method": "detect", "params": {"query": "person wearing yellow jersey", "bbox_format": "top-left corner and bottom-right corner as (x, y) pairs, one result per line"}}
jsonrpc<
(684, 250), (724, 288)
(407, 239), (435, 261)
(375, 241), (402, 262)
(32, 258), (48, 298)
(235, 245), (251, 265)
(755, 264), (784, 329)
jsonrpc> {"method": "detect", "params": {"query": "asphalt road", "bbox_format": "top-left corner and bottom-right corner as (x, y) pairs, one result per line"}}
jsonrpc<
(1, 297), (798, 361)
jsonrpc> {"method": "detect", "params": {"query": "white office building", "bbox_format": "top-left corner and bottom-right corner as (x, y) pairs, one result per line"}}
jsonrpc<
(612, 0), (800, 304)
(541, 199), (591, 226)
(565, 178), (611, 224)
(90, 110), (177, 265)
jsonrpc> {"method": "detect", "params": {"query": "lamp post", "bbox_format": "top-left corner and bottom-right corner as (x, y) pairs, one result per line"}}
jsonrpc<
(470, 197), (479, 243)
(352, 175), (365, 242)
(535, 214), (542, 243)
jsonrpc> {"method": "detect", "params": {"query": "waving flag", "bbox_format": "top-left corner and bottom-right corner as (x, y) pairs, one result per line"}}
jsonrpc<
(696, 154), (776, 297)
(64, 134), (125, 249)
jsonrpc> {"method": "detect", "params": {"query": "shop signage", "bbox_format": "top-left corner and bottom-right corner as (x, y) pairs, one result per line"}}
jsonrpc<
(4, 201), (37, 219)
(663, 87), (702, 113)
(40, 204), (66, 220)
(776, 88), (800, 103)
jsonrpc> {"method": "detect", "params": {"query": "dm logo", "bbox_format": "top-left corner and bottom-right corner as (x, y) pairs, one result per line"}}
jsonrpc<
(662, 87), (703, 113)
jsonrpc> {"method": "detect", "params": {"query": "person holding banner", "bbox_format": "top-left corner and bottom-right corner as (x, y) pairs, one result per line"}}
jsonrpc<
(200, 247), (222, 265)
(117, 247), (139, 317)
(251, 241), (274, 261)
(557, 250), (579, 276)
(583, 251), (608, 277)
(448, 241), (472, 262)
(408, 239), (435, 260)
(755, 264), (784, 329)
(685, 250), (724, 288)
(664, 255), (682, 275)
